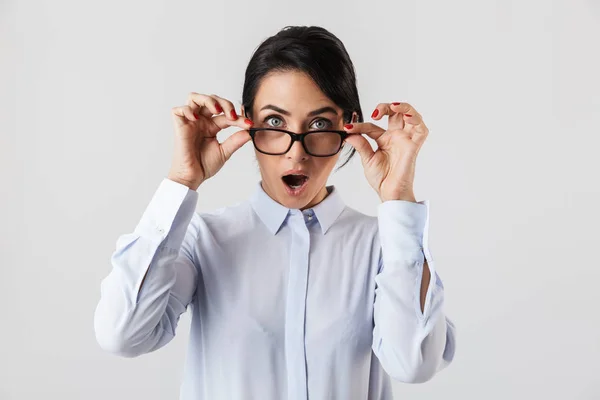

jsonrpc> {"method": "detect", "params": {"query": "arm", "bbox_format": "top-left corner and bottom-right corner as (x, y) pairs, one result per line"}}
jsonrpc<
(419, 259), (431, 313)
(372, 199), (456, 383)
(94, 178), (200, 358)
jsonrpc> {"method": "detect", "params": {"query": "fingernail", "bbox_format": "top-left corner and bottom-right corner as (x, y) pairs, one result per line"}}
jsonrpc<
(344, 124), (353, 129)
(215, 103), (223, 113)
(230, 110), (238, 119)
(392, 102), (400, 105)
(244, 118), (254, 126)
(193, 112), (199, 119)
(404, 114), (413, 117)
(371, 109), (379, 118)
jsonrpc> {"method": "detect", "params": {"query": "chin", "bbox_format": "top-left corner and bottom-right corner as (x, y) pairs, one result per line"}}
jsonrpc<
(276, 187), (314, 209)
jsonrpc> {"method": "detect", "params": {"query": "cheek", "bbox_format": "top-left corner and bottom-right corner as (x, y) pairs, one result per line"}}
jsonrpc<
(256, 153), (280, 179)
(312, 158), (339, 181)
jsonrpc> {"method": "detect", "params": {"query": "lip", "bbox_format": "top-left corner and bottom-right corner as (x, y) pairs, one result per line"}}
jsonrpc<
(283, 179), (309, 197)
(282, 169), (310, 177)
(281, 169), (310, 197)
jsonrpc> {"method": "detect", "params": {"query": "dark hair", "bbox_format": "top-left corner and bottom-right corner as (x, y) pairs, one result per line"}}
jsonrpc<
(242, 26), (363, 169)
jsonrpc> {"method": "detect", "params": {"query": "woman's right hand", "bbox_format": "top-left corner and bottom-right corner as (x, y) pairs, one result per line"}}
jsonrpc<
(168, 93), (254, 190)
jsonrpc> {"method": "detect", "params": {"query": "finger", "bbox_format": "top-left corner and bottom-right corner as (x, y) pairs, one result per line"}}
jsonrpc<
(220, 129), (252, 160)
(171, 105), (198, 126)
(210, 114), (254, 134)
(371, 102), (406, 131)
(344, 134), (375, 164)
(343, 122), (386, 144)
(187, 96), (216, 119)
(401, 113), (425, 132)
(370, 103), (393, 120)
(188, 98), (213, 118)
(383, 102), (423, 131)
(389, 102), (422, 123)
(408, 117), (429, 146)
(188, 92), (224, 117)
(211, 94), (240, 121)
(390, 103), (428, 144)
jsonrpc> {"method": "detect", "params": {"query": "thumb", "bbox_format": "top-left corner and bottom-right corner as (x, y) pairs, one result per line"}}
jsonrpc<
(344, 134), (375, 164)
(220, 129), (251, 160)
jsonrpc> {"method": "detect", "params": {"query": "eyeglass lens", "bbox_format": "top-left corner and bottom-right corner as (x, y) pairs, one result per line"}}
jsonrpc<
(253, 130), (342, 156)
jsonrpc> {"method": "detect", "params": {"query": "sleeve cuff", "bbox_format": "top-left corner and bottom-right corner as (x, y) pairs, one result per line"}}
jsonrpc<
(377, 199), (429, 263)
(134, 178), (199, 248)
(378, 199), (443, 319)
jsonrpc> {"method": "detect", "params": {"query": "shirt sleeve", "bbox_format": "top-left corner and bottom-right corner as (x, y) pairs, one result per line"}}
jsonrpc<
(372, 199), (456, 383)
(94, 178), (200, 358)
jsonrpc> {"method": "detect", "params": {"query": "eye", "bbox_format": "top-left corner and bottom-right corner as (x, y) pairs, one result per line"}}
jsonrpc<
(265, 116), (284, 128)
(310, 118), (331, 130)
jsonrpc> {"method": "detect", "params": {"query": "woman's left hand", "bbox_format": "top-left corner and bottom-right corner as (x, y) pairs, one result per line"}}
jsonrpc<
(343, 102), (429, 203)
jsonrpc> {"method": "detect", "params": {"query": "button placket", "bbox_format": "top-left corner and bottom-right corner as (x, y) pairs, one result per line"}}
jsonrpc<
(302, 209), (315, 224)
(284, 211), (311, 400)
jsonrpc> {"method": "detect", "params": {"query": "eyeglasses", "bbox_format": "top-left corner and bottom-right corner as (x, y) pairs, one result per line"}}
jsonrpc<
(248, 128), (349, 157)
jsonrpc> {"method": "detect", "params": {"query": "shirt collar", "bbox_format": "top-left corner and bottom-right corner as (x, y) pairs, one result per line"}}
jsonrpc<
(249, 182), (346, 235)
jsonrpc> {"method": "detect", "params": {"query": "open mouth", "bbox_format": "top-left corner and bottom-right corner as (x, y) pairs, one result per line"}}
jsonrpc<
(281, 174), (308, 196)
(282, 173), (309, 193)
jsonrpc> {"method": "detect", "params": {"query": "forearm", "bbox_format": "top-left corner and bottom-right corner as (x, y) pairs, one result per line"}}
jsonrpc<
(372, 248), (446, 382)
(94, 239), (185, 356)
(94, 179), (199, 357)
(380, 193), (430, 313)
(420, 259), (431, 313)
(373, 198), (454, 382)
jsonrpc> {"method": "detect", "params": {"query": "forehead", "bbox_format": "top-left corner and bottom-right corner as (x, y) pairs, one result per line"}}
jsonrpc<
(253, 70), (339, 114)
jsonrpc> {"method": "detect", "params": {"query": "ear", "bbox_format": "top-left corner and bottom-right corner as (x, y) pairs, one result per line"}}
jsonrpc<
(351, 111), (358, 123)
(241, 105), (246, 117)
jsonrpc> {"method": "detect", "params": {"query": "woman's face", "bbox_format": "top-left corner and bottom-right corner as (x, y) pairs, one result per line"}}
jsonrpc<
(248, 70), (348, 210)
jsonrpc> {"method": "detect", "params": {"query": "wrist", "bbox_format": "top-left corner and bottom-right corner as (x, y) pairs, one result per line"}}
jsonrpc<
(380, 191), (417, 203)
(167, 173), (202, 191)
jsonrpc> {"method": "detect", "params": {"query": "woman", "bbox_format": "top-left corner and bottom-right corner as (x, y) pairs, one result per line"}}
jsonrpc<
(94, 26), (456, 400)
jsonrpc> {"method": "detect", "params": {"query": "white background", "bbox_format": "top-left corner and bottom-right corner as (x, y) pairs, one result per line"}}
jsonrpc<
(1, 0), (599, 399)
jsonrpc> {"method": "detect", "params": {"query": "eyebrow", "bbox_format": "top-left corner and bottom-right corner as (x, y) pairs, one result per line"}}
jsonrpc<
(259, 104), (338, 117)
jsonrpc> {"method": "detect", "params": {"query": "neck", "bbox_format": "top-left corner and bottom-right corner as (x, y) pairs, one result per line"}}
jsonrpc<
(302, 185), (329, 210)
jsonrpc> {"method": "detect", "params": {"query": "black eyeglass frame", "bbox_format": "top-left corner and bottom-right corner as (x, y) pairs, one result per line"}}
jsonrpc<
(247, 128), (349, 157)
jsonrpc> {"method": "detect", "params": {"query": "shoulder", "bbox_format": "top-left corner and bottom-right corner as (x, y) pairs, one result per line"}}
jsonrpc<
(335, 204), (379, 236)
(189, 200), (255, 238)
(326, 204), (381, 258)
(340, 204), (377, 223)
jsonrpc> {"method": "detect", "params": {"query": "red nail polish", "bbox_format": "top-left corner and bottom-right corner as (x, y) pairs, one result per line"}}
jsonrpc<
(344, 124), (353, 129)
(404, 114), (412, 117)
(215, 103), (223, 113)
(371, 109), (379, 118)
(392, 102), (400, 105)
(230, 110), (238, 119)
(244, 118), (254, 126)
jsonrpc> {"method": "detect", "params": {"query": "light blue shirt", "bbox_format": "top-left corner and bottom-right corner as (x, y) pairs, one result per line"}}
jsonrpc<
(94, 179), (456, 400)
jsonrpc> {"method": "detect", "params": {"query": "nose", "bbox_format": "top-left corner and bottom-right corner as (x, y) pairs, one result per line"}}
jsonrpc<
(286, 139), (309, 162)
